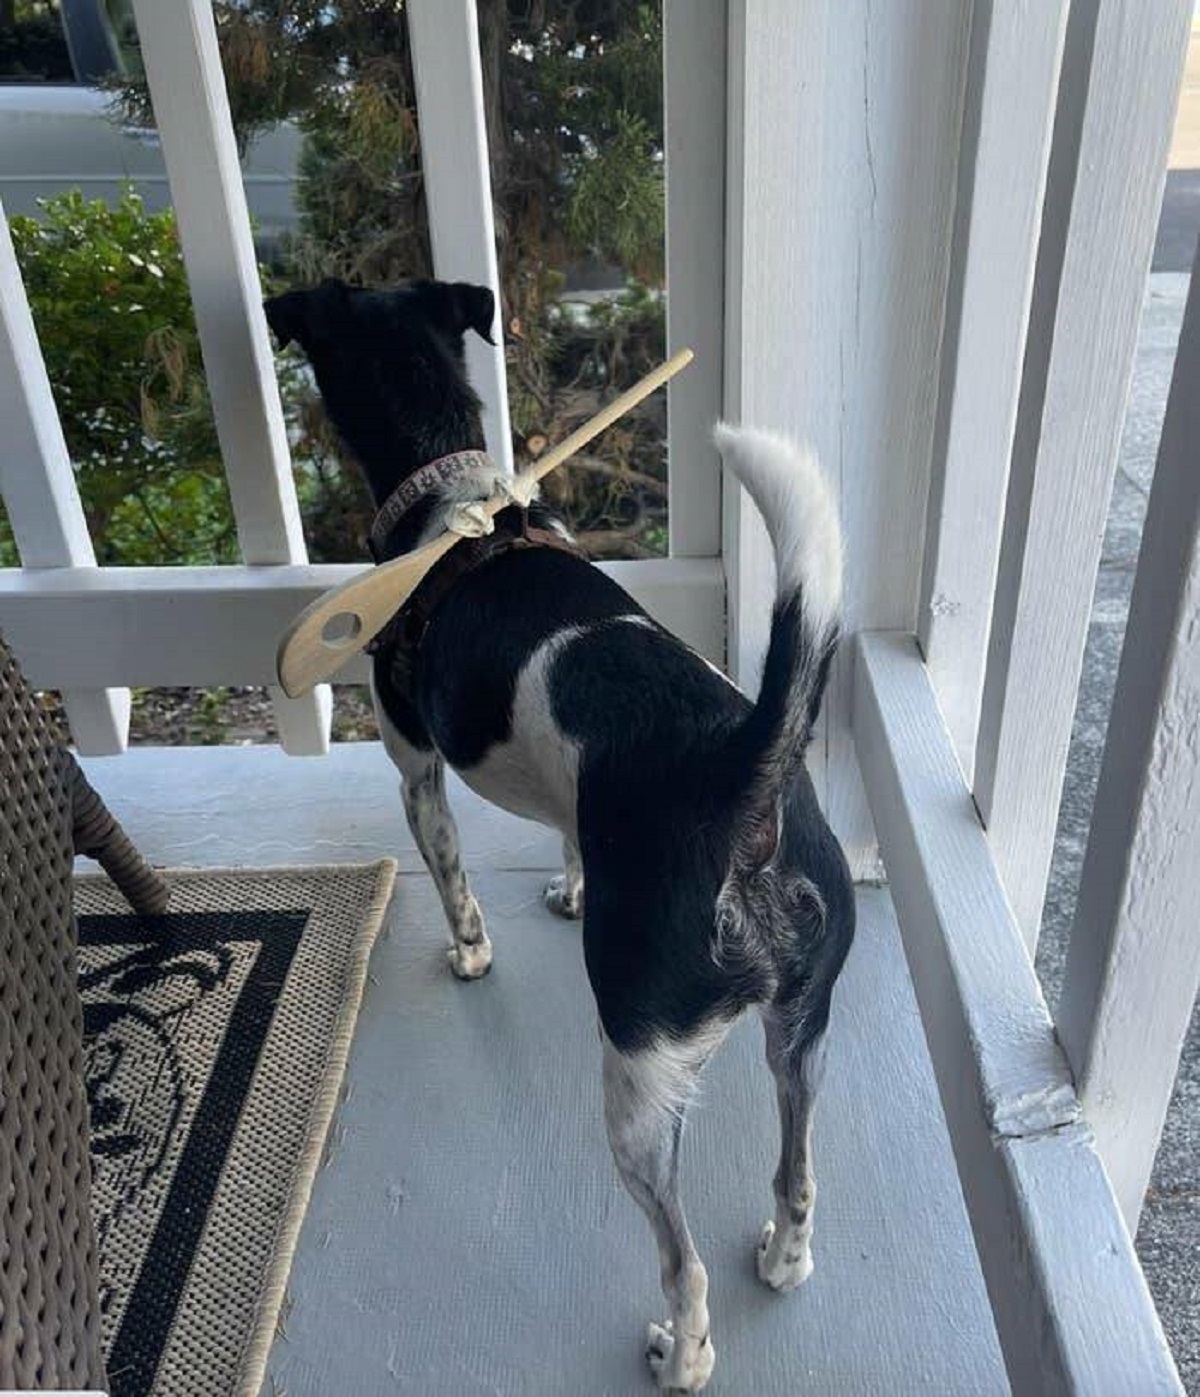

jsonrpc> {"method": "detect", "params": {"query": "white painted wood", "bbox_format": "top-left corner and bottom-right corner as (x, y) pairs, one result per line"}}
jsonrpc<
(720, 0), (779, 697)
(855, 634), (1079, 1136)
(129, 0), (302, 561)
(0, 558), (724, 690)
(724, 0), (971, 879)
(994, 1126), (1182, 1396)
(0, 200), (130, 754)
(270, 682), (334, 757)
(854, 631), (1181, 1396)
(1057, 244), (1200, 1230)
(406, 0), (512, 473)
(665, 0), (725, 558)
(918, 0), (1069, 781)
(130, 0), (330, 754)
(973, 0), (1192, 946)
(56, 687), (132, 757)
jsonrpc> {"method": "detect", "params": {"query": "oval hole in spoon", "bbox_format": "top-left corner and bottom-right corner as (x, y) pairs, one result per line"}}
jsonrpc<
(322, 612), (363, 649)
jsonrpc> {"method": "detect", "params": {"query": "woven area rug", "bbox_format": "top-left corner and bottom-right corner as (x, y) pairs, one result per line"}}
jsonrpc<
(73, 862), (396, 1397)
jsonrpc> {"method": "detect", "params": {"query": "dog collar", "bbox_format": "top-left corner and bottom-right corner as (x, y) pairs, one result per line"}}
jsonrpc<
(369, 449), (494, 557)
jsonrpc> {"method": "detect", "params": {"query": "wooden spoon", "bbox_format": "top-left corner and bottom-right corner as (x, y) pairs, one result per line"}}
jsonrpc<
(276, 347), (694, 698)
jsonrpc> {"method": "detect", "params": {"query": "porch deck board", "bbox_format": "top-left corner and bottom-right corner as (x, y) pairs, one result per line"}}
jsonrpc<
(80, 745), (1007, 1395)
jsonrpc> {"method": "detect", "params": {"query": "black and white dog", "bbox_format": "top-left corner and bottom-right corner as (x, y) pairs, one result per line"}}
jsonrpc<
(265, 278), (854, 1393)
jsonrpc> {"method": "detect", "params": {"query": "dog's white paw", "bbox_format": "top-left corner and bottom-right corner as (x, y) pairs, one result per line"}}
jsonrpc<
(756, 1219), (814, 1292)
(645, 1320), (715, 1392)
(447, 937), (493, 980)
(543, 874), (583, 920)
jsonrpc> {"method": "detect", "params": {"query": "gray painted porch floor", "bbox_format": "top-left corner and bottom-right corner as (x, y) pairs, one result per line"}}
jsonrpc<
(80, 745), (1008, 1396)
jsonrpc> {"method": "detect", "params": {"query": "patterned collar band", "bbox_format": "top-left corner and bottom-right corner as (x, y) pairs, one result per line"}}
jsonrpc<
(368, 449), (494, 557)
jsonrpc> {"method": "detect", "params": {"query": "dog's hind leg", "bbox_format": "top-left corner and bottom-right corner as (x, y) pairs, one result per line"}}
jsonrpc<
(602, 1032), (721, 1392)
(377, 708), (491, 979)
(543, 836), (583, 919)
(756, 1012), (826, 1291)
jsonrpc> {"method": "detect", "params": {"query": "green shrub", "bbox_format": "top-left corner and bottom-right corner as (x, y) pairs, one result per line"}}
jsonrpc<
(4, 189), (235, 566)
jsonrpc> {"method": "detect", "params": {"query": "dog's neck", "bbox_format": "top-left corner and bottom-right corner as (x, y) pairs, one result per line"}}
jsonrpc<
(359, 405), (493, 558)
(344, 379), (488, 557)
(357, 408), (487, 510)
(368, 449), (494, 559)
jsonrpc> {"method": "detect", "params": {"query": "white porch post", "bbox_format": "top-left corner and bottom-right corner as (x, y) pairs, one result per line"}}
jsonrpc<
(665, 0), (726, 560)
(1057, 241), (1200, 1230)
(406, 0), (513, 474)
(130, 0), (333, 756)
(715, 0), (821, 698)
(917, 0), (1069, 781)
(972, 0), (1192, 946)
(0, 203), (131, 755)
(721, 0), (814, 696)
(724, 0), (970, 875)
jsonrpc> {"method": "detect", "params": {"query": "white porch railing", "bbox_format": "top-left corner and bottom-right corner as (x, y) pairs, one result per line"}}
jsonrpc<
(0, 0), (726, 755)
(1, 2), (1197, 1393)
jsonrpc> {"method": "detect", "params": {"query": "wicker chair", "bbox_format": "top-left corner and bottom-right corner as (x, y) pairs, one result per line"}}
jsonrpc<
(0, 634), (168, 1391)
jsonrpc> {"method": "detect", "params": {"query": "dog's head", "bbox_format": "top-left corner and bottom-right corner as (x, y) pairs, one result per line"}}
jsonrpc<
(263, 278), (496, 500)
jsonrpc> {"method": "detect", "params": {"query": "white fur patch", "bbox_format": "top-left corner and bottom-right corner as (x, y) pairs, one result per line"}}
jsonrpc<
(712, 423), (842, 638)
(606, 1022), (732, 1124)
(458, 626), (583, 836)
(757, 1216), (814, 1291)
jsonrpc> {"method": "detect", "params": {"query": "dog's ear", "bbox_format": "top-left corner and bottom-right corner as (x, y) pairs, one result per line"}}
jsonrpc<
(429, 281), (496, 346)
(264, 279), (349, 351)
(263, 289), (306, 348)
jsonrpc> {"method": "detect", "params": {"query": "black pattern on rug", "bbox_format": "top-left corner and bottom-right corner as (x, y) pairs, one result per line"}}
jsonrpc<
(78, 909), (308, 1397)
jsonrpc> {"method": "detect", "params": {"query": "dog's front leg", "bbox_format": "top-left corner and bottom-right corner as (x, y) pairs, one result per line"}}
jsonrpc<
(379, 715), (491, 978)
(602, 1037), (716, 1392)
(400, 756), (491, 978)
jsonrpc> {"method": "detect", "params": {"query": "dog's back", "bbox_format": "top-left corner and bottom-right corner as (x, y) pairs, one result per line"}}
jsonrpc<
(403, 425), (851, 1063)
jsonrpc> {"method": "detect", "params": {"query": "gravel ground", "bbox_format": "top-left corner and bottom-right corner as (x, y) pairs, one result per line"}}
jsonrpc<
(43, 683), (380, 749)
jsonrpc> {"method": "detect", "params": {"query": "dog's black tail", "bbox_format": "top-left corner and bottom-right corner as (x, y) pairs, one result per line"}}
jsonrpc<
(713, 424), (842, 873)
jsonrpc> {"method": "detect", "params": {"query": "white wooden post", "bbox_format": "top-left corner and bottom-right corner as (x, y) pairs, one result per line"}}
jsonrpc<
(721, 0), (808, 695)
(724, 0), (970, 877)
(406, 0), (512, 473)
(918, 0), (1069, 781)
(855, 632), (1182, 1396)
(665, 0), (725, 559)
(0, 202), (131, 755)
(130, 0), (332, 756)
(1057, 242), (1200, 1231)
(972, 0), (1191, 946)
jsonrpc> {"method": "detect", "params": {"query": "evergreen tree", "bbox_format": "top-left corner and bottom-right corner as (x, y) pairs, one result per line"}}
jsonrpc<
(114, 1), (668, 560)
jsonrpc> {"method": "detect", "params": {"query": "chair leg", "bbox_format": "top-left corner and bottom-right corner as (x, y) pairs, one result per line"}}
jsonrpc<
(68, 755), (170, 915)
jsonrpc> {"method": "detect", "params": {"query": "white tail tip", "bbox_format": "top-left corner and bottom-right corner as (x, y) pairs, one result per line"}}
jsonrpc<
(714, 422), (842, 635)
